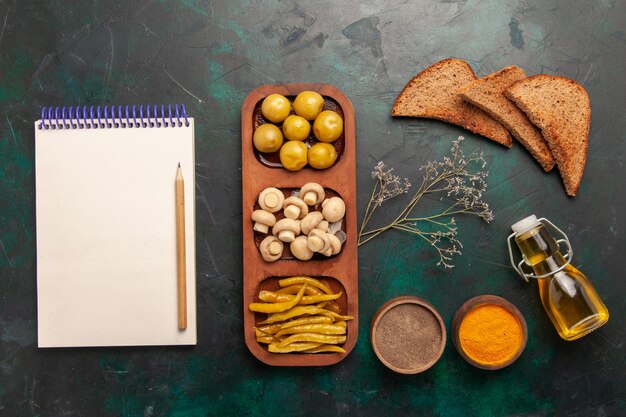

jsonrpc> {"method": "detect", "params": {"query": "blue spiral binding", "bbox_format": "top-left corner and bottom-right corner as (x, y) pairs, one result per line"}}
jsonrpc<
(38, 104), (191, 130)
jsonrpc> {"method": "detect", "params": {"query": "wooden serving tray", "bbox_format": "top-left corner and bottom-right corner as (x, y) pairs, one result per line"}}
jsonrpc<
(241, 83), (358, 366)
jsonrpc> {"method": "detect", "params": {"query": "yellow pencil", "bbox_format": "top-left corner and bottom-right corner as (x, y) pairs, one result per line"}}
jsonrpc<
(176, 163), (187, 330)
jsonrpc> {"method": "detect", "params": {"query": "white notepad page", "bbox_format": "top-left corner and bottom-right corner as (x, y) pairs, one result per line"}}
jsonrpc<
(35, 118), (196, 347)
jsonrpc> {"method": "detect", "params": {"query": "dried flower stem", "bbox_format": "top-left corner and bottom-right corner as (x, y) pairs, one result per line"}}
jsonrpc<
(358, 137), (494, 268)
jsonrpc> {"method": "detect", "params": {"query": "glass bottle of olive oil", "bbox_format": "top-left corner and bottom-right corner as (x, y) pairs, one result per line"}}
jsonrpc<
(509, 215), (609, 341)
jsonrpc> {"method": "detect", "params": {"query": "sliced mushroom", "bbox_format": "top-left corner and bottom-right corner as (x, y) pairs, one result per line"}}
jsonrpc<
(258, 187), (285, 213)
(272, 218), (301, 243)
(259, 235), (283, 262)
(323, 233), (342, 257)
(334, 229), (347, 244)
(299, 183), (325, 206)
(283, 196), (309, 220)
(251, 210), (276, 234)
(290, 235), (314, 261)
(321, 197), (346, 222)
(328, 220), (342, 234)
(307, 228), (330, 253)
(300, 212), (324, 235)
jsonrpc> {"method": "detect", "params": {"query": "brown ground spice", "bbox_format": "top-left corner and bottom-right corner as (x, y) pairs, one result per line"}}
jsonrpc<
(375, 303), (442, 370)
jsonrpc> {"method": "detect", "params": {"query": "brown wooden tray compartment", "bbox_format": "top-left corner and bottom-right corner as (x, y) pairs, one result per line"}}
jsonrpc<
(252, 95), (346, 169)
(252, 186), (347, 261)
(242, 83), (358, 366)
(251, 276), (350, 354)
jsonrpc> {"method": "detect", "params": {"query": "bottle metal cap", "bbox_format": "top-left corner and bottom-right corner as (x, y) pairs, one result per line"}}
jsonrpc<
(511, 215), (541, 235)
(507, 216), (574, 281)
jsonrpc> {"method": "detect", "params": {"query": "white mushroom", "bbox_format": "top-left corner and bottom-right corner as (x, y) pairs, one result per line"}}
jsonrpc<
(283, 196), (309, 220)
(307, 228), (330, 253)
(300, 212), (324, 235)
(321, 197), (346, 222)
(272, 218), (301, 243)
(251, 210), (276, 234)
(323, 233), (342, 257)
(299, 183), (325, 206)
(317, 220), (329, 233)
(258, 187), (285, 213)
(259, 235), (283, 262)
(290, 235), (314, 261)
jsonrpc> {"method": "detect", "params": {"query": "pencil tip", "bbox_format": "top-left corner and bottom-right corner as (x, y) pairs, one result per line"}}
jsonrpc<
(178, 162), (181, 167)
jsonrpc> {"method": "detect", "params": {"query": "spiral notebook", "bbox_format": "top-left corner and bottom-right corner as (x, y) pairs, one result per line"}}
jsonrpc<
(35, 105), (196, 347)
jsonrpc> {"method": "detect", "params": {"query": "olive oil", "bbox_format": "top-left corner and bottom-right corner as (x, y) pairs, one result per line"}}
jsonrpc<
(511, 216), (609, 341)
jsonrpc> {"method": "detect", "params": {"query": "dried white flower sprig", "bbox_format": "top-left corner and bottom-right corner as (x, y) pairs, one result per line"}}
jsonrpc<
(358, 137), (494, 268)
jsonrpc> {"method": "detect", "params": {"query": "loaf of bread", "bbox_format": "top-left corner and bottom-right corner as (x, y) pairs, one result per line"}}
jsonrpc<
(506, 75), (590, 196)
(459, 66), (555, 172)
(392, 59), (512, 147)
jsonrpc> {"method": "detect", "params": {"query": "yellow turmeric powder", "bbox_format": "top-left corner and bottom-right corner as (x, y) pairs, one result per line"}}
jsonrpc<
(458, 304), (523, 365)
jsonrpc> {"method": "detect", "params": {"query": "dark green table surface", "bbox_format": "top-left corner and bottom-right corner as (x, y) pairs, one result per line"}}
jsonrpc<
(1, 0), (625, 416)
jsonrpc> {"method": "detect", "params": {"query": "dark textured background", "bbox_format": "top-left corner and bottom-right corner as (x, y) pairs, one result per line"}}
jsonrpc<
(1, 0), (625, 416)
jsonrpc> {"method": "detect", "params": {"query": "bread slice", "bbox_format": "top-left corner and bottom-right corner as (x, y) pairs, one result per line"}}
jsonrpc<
(392, 58), (512, 147)
(506, 75), (590, 196)
(459, 66), (555, 172)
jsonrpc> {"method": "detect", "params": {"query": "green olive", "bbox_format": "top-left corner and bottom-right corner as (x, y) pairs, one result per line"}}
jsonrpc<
(313, 110), (343, 143)
(279, 141), (308, 171)
(282, 115), (311, 141)
(253, 124), (283, 153)
(293, 91), (324, 121)
(261, 94), (291, 123)
(307, 143), (337, 169)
